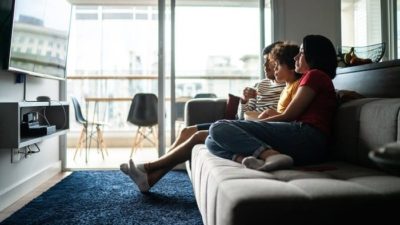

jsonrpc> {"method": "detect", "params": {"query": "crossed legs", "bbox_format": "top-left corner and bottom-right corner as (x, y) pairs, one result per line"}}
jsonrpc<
(206, 120), (294, 171)
(121, 126), (209, 192)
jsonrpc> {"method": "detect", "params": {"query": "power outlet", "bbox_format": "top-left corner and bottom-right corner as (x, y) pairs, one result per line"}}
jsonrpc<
(11, 148), (26, 163)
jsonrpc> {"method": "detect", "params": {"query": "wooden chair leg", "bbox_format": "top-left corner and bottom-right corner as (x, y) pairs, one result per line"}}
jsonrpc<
(74, 127), (86, 160)
(130, 126), (142, 158)
(96, 126), (105, 160)
(98, 126), (107, 156)
(151, 126), (158, 147)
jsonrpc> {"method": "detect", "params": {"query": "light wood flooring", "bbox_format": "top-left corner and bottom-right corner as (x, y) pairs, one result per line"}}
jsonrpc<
(66, 147), (158, 169)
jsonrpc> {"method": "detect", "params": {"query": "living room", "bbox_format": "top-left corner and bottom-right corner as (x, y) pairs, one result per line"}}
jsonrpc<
(1, 0), (399, 224)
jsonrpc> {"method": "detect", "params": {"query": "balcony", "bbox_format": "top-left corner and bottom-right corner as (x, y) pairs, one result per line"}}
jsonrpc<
(65, 75), (259, 169)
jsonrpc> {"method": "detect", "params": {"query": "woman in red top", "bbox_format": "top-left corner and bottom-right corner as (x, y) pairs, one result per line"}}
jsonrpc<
(205, 34), (338, 171)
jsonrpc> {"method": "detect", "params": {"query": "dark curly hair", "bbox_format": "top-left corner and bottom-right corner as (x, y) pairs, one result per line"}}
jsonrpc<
(302, 35), (337, 79)
(270, 42), (299, 70)
(263, 41), (283, 55)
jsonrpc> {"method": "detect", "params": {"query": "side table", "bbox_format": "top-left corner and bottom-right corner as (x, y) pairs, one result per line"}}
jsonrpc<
(369, 142), (400, 175)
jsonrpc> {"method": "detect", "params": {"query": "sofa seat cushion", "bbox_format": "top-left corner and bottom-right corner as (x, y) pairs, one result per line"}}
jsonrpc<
(191, 144), (400, 225)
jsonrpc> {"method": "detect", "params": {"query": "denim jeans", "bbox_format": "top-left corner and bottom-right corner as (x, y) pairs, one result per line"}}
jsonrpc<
(205, 120), (328, 166)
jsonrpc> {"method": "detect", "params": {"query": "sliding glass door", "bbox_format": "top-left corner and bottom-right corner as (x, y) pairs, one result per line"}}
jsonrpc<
(66, 3), (159, 168)
(65, 0), (271, 169)
(169, 0), (271, 143)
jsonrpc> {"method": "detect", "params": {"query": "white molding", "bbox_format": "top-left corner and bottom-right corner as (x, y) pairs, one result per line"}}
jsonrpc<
(381, 0), (397, 60)
(0, 161), (62, 212)
(68, 0), (257, 6)
(68, 0), (157, 5)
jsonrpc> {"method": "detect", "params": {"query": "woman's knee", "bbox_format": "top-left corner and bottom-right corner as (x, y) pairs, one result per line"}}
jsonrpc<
(191, 130), (208, 143)
(205, 136), (218, 155)
(209, 120), (230, 137)
(180, 126), (197, 139)
(205, 135), (232, 160)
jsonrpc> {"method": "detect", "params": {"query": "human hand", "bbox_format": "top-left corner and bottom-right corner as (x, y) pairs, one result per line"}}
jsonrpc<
(242, 87), (257, 103)
(258, 110), (270, 119)
(258, 109), (279, 119)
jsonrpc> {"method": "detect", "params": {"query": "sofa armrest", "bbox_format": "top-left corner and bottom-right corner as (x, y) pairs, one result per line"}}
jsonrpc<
(185, 98), (227, 126)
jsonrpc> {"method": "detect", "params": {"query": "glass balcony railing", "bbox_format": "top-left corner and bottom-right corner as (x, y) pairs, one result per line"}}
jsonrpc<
(66, 75), (259, 136)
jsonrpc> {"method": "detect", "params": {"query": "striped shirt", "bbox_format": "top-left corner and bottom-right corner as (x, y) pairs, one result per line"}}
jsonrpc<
(240, 79), (285, 113)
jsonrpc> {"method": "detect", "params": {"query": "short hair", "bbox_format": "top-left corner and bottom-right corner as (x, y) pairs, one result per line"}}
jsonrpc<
(263, 41), (284, 55)
(302, 35), (337, 79)
(270, 42), (299, 70)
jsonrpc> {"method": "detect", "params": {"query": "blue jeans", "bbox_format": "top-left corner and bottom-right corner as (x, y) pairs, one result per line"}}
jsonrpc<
(205, 120), (328, 166)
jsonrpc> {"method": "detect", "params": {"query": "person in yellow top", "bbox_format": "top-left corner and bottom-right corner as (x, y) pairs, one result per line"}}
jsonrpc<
(247, 42), (300, 120)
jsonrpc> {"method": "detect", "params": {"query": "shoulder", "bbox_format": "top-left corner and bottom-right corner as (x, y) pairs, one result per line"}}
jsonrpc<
(300, 69), (331, 84)
(286, 79), (300, 93)
(302, 69), (331, 80)
(258, 79), (271, 85)
(300, 69), (333, 91)
(292, 79), (301, 87)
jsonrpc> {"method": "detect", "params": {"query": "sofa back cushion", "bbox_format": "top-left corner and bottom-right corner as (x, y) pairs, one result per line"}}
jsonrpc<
(331, 98), (400, 168)
(185, 99), (227, 126)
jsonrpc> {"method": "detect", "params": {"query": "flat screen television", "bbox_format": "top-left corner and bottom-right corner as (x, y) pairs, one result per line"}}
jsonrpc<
(0, 0), (72, 80)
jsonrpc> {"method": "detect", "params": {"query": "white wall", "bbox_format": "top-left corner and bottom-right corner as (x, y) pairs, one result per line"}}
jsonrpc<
(0, 72), (63, 211)
(273, 0), (341, 47)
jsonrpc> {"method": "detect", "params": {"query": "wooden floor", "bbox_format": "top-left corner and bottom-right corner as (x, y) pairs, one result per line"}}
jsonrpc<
(66, 147), (158, 169)
(0, 147), (159, 222)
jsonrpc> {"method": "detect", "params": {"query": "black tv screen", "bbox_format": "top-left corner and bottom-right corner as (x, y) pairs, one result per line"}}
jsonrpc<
(0, 0), (72, 80)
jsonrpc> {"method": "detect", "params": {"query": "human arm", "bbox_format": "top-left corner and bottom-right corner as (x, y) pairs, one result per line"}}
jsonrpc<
(258, 108), (279, 119)
(260, 85), (316, 122)
(239, 86), (258, 114)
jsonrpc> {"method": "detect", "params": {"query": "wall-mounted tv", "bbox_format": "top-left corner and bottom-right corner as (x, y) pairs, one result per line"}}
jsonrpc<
(0, 0), (72, 80)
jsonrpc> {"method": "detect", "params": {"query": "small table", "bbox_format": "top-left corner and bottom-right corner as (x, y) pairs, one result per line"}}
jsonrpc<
(369, 142), (400, 175)
(83, 97), (133, 162)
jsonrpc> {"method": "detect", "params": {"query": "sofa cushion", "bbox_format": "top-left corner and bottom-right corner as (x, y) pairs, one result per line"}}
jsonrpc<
(336, 89), (365, 105)
(223, 94), (241, 120)
(190, 145), (274, 225)
(191, 145), (400, 225)
(331, 98), (400, 168)
(185, 99), (227, 126)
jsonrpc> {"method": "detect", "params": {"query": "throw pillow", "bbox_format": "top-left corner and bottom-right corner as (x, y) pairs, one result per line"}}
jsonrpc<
(336, 89), (365, 105)
(224, 94), (241, 120)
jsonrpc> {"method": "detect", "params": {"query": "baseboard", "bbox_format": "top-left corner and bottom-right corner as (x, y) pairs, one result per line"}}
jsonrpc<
(0, 161), (61, 212)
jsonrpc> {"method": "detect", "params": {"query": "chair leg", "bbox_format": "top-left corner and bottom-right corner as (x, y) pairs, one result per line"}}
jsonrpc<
(130, 126), (159, 158)
(98, 126), (108, 156)
(96, 126), (105, 160)
(74, 127), (86, 160)
(130, 126), (142, 158)
(151, 126), (158, 147)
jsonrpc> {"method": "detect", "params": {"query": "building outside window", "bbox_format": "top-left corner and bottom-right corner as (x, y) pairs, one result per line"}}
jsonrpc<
(341, 0), (382, 47)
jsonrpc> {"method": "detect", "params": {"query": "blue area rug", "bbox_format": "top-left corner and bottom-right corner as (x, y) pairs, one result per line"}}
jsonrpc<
(1, 170), (203, 225)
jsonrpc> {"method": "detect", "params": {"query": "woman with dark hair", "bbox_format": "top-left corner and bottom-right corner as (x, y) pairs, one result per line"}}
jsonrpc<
(302, 35), (337, 79)
(205, 34), (338, 171)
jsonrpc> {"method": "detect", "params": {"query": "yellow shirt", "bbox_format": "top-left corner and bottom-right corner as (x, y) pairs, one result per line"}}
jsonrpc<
(277, 79), (300, 113)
